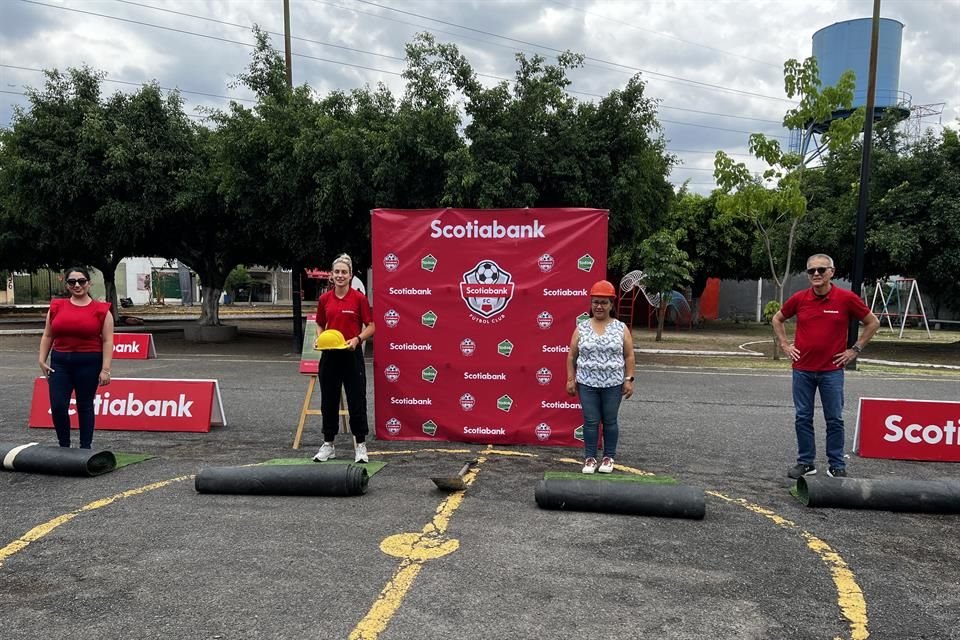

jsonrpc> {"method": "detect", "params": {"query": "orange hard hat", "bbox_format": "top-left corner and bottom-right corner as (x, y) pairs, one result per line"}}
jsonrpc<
(588, 280), (616, 298)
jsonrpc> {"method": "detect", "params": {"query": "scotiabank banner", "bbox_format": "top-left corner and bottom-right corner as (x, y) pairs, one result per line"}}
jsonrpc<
(29, 377), (226, 433)
(113, 333), (157, 360)
(855, 397), (960, 462)
(372, 208), (608, 447)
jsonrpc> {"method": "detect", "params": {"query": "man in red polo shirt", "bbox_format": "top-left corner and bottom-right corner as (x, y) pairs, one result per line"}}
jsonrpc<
(772, 254), (880, 479)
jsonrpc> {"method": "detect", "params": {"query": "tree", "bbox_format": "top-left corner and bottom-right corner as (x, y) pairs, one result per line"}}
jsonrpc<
(0, 67), (192, 315)
(667, 188), (759, 315)
(406, 34), (674, 277)
(638, 229), (693, 341)
(714, 57), (863, 306)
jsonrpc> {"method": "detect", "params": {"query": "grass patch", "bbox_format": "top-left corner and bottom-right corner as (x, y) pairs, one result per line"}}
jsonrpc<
(113, 453), (156, 468)
(544, 471), (677, 484)
(261, 458), (386, 477)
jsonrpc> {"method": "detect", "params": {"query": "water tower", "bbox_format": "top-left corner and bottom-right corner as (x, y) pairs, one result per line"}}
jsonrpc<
(791, 17), (912, 162)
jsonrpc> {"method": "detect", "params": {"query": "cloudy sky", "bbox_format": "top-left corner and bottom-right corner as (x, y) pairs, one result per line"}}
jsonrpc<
(2, 0), (957, 193)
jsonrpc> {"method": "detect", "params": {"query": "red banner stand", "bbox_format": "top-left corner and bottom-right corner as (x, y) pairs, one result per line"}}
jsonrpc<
(113, 333), (157, 360)
(29, 377), (226, 433)
(855, 397), (960, 462)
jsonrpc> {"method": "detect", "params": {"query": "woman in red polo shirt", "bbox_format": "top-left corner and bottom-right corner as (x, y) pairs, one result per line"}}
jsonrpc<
(312, 254), (375, 464)
(38, 267), (114, 449)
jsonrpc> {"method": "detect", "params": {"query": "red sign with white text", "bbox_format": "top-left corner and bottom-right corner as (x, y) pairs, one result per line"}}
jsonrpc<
(29, 377), (226, 432)
(112, 333), (157, 359)
(372, 208), (608, 447)
(855, 397), (960, 462)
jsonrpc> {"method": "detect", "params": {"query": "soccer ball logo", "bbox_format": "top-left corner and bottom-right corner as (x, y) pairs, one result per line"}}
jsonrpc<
(384, 309), (400, 328)
(459, 393), (476, 411)
(383, 253), (400, 272)
(385, 418), (401, 435)
(384, 365), (400, 382)
(536, 368), (552, 385)
(538, 253), (555, 273)
(537, 311), (553, 330)
(460, 338), (476, 356)
(535, 423), (551, 441)
(461, 259), (514, 319)
(476, 262), (500, 283)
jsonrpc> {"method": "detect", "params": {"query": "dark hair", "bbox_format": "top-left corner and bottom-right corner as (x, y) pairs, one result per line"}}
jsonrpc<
(64, 266), (91, 280)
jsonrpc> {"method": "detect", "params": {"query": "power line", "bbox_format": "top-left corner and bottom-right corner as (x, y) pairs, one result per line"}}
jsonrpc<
(15, 0), (786, 138)
(348, 0), (793, 103)
(18, 0), (406, 77)
(1, 64), (256, 104)
(110, 0), (406, 63)
(543, 0), (782, 68)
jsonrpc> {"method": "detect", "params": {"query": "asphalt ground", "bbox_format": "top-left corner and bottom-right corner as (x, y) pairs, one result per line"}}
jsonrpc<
(1, 328), (959, 640)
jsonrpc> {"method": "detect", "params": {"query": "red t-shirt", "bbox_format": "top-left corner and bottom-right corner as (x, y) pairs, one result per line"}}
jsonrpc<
(316, 288), (372, 340)
(49, 298), (111, 353)
(780, 285), (870, 371)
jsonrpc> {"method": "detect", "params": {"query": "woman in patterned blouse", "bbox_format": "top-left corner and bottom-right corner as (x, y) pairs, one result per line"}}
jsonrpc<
(565, 280), (635, 474)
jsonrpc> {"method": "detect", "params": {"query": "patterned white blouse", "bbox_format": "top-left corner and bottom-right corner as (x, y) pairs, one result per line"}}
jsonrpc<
(574, 319), (627, 388)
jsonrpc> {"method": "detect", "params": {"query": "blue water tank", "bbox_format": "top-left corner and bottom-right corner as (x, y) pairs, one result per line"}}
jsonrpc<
(812, 18), (910, 117)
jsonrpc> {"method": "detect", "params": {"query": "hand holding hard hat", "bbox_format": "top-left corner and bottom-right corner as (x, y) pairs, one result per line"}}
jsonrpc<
(314, 329), (349, 351)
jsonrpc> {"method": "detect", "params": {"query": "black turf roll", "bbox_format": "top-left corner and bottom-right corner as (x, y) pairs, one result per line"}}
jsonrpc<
(0, 442), (116, 477)
(535, 478), (706, 519)
(195, 463), (369, 496)
(797, 475), (960, 513)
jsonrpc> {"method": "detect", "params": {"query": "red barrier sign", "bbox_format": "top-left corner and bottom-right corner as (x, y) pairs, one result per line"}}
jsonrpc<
(113, 333), (157, 359)
(372, 207), (608, 447)
(855, 397), (960, 462)
(29, 377), (226, 433)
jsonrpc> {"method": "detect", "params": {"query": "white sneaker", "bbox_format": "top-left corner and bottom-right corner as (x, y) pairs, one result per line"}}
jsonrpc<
(313, 442), (335, 462)
(354, 443), (369, 464)
(582, 457), (598, 474)
(598, 457), (615, 473)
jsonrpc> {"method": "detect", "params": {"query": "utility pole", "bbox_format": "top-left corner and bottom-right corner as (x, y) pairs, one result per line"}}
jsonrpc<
(283, 0), (303, 351)
(848, 0), (881, 369)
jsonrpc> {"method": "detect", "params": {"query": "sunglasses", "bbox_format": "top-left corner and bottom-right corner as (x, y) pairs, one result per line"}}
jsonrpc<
(805, 267), (831, 276)
(66, 278), (89, 286)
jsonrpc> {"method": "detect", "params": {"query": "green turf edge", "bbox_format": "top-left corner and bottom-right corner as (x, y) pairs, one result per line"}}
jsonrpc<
(261, 458), (386, 477)
(112, 453), (156, 469)
(543, 471), (677, 484)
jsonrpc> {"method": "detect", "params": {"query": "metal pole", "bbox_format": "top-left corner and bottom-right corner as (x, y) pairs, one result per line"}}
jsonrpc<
(283, 0), (303, 350)
(848, 0), (881, 368)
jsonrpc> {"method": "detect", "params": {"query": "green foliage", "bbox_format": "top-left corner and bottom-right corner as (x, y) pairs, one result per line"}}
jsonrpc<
(763, 300), (781, 322)
(224, 265), (251, 295)
(639, 229), (694, 341)
(713, 56), (860, 303)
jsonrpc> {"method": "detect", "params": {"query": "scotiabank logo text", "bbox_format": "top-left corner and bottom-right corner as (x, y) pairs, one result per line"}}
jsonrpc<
(54, 392), (194, 418)
(463, 426), (507, 435)
(883, 414), (960, 445)
(390, 342), (432, 351)
(113, 343), (141, 354)
(430, 219), (545, 239)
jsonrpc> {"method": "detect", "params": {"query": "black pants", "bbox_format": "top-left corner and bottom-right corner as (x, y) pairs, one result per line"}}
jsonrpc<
(48, 350), (102, 449)
(318, 349), (369, 443)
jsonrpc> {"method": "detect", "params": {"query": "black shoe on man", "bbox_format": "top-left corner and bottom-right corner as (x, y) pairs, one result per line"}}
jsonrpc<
(787, 463), (817, 479)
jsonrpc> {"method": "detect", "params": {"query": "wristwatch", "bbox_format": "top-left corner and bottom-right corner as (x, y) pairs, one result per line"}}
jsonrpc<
(850, 344), (862, 353)
(625, 376), (635, 382)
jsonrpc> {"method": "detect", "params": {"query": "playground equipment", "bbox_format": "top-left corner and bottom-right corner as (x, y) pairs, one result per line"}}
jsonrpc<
(617, 270), (692, 330)
(867, 277), (931, 338)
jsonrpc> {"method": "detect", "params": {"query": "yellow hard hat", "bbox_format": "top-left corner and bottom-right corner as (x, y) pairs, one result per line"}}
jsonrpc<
(314, 329), (348, 350)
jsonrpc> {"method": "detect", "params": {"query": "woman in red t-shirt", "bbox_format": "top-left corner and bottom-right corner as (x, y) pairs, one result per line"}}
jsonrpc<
(38, 267), (115, 449)
(312, 254), (375, 464)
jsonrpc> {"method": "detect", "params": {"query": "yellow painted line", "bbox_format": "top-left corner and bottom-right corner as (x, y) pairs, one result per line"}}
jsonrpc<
(0, 475), (193, 567)
(349, 456), (486, 640)
(708, 491), (869, 640)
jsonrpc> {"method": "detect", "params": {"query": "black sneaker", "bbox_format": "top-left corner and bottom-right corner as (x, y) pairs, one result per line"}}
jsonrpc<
(827, 467), (847, 478)
(787, 463), (817, 479)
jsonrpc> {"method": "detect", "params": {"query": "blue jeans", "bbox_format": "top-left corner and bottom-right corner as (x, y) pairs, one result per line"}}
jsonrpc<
(48, 350), (103, 449)
(577, 383), (622, 459)
(792, 368), (845, 469)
